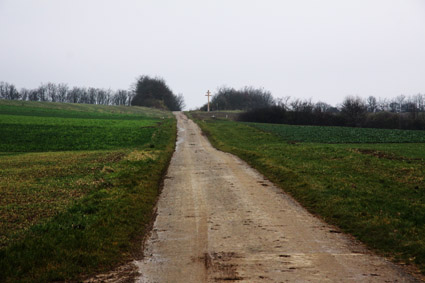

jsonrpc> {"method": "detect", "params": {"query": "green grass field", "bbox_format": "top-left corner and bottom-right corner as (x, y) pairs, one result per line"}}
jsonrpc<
(0, 114), (157, 152)
(0, 100), (176, 282)
(193, 117), (425, 274)
(250, 122), (425, 143)
(0, 99), (172, 119)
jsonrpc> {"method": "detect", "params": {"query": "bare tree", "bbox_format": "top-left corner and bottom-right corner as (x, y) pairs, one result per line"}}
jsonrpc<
(389, 102), (398, 112)
(57, 84), (68, 102)
(340, 96), (367, 126)
(20, 88), (30, 101)
(412, 93), (424, 112)
(94, 89), (103, 105)
(314, 101), (332, 113)
(37, 84), (48, 101)
(0, 82), (5, 99)
(113, 90), (128, 105)
(377, 97), (388, 112)
(366, 96), (377, 112)
(396, 95), (406, 112)
(79, 88), (90, 104)
(126, 92), (135, 106)
(28, 89), (39, 101)
(276, 96), (291, 110)
(176, 93), (186, 110)
(45, 82), (57, 102)
(0, 82), (20, 100)
(67, 87), (81, 103)
(290, 98), (314, 113)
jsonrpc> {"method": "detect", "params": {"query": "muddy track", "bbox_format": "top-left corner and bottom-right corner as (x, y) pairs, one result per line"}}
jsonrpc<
(134, 112), (419, 282)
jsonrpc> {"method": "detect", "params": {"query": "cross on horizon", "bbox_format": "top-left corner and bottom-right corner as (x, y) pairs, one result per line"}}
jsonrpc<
(205, 90), (211, 112)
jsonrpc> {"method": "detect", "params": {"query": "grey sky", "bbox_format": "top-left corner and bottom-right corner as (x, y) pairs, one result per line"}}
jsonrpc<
(1, 0), (424, 109)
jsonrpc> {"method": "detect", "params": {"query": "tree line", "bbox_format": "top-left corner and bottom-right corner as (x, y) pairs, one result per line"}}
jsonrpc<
(196, 86), (425, 130)
(200, 88), (425, 115)
(0, 81), (134, 106)
(239, 95), (425, 130)
(0, 76), (185, 111)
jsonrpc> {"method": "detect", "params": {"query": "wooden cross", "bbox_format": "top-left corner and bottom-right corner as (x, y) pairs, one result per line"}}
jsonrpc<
(205, 90), (212, 112)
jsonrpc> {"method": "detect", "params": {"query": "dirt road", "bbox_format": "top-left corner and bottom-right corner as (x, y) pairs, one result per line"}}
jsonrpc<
(134, 112), (417, 282)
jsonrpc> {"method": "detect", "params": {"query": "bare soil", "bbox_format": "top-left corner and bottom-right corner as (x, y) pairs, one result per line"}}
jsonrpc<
(133, 112), (419, 282)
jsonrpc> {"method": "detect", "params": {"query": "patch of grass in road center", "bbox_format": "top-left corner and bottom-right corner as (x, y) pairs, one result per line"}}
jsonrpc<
(193, 117), (425, 274)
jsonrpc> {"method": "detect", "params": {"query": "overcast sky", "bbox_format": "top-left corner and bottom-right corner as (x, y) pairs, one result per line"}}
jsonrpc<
(1, 0), (424, 109)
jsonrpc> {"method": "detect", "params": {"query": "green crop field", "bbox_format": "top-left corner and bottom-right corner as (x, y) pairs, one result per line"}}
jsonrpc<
(250, 122), (425, 143)
(0, 114), (157, 152)
(0, 99), (172, 119)
(0, 100), (176, 282)
(0, 100), (172, 152)
(193, 117), (425, 275)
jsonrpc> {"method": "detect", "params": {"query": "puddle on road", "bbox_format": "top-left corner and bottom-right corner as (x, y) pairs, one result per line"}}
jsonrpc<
(175, 126), (186, 149)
